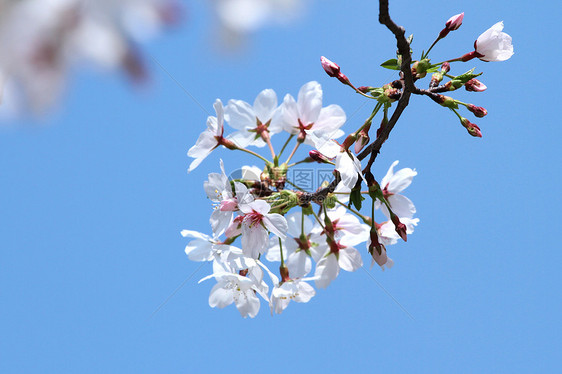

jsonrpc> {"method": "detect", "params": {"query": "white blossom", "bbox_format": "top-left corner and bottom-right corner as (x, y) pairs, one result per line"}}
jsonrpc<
(475, 21), (513, 62)
(225, 89), (282, 148)
(238, 199), (288, 258)
(281, 81), (346, 145)
(314, 244), (362, 289)
(187, 99), (226, 172)
(378, 160), (417, 219)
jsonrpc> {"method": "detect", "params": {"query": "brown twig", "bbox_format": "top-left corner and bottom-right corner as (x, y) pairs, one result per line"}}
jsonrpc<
(357, 0), (416, 170)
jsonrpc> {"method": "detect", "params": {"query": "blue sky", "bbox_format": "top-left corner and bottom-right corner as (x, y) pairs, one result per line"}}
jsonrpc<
(1, 0), (561, 372)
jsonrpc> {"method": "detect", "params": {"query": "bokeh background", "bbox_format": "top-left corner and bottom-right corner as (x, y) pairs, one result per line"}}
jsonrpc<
(1, 0), (560, 372)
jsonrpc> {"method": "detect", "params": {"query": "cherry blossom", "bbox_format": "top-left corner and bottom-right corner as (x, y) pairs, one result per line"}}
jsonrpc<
(281, 81), (346, 145)
(378, 160), (417, 219)
(225, 89), (283, 148)
(314, 243), (363, 289)
(271, 279), (315, 314)
(188, 99), (229, 172)
(181, 230), (242, 262)
(474, 21), (513, 62)
(238, 199), (288, 258)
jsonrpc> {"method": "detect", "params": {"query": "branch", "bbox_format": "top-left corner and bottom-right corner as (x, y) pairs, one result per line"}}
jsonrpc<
(357, 0), (416, 166)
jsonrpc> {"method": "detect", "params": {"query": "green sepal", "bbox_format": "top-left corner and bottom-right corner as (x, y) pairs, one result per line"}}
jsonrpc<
(380, 59), (400, 70)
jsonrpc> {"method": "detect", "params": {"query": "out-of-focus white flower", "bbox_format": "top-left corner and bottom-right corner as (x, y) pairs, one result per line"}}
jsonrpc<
(475, 21), (513, 62)
(212, 0), (305, 43)
(281, 81), (346, 145)
(0, 0), (180, 115)
(225, 89), (283, 148)
(378, 160), (417, 219)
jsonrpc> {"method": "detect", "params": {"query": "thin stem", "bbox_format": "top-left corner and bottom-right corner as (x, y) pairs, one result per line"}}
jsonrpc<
(235, 147), (270, 163)
(265, 137), (276, 159)
(278, 238), (285, 266)
(284, 141), (301, 165)
(278, 134), (294, 158)
(423, 36), (442, 59)
(354, 102), (382, 136)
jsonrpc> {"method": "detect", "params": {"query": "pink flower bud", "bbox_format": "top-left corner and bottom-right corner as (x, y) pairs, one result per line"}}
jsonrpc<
(320, 56), (340, 77)
(441, 62), (451, 73)
(445, 13), (464, 31)
(467, 104), (488, 118)
(390, 215), (408, 242)
(309, 150), (333, 164)
(465, 78), (487, 92)
(320, 56), (351, 86)
(438, 13), (464, 39)
(357, 86), (372, 93)
(354, 131), (370, 154)
(461, 118), (483, 138)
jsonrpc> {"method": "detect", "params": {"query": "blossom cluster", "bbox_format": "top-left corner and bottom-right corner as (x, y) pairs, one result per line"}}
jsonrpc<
(184, 81), (419, 317)
(183, 12), (513, 317)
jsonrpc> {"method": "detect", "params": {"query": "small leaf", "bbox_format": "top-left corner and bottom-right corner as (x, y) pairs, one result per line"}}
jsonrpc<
(349, 179), (365, 211)
(380, 59), (400, 70)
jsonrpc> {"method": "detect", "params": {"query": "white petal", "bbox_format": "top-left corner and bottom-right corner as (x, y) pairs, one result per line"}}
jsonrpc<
(387, 167), (417, 193)
(225, 99), (255, 131)
(314, 104), (346, 134)
(263, 213), (288, 239)
(253, 89), (278, 123)
(314, 254), (339, 289)
(281, 94), (300, 134)
(286, 250), (312, 278)
(297, 81), (322, 125)
(339, 247), (363, 272)
(209, 282), (233, 309)
(234, 290), (261, 318)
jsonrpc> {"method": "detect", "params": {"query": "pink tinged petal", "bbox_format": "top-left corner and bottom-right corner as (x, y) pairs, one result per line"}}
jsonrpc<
(297, 81), (323, 125)
(253, 88), (278, 123)
(314, 254), (340, 289)
(281, 94), (300, 134)
(286, 250), (312, 278)
(338, 247), (363, 272)
(387, 167), (417, 193)
(208, 282), (234, 309)
(314, 104), (346, 134)
(263, 213), (288, 239)
(219, 199), (238, 211)
(234, 290), (261, 318)
(242, 199), (271, 215)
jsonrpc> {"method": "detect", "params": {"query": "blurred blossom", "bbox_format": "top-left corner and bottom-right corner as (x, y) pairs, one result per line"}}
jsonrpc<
(211, 0), (308, 46)
(0, 0), (180, 116)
